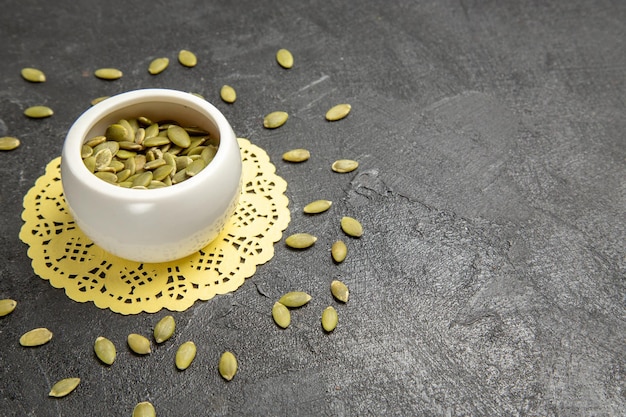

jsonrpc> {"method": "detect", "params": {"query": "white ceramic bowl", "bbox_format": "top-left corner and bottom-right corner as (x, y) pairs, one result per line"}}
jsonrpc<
(60, 89), (242, 263)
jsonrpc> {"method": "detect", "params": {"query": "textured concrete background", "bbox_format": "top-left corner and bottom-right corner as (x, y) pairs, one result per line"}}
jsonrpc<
(0, 0), (624, 416)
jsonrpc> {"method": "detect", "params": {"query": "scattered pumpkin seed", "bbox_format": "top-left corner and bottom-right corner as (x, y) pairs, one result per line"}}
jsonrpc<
(19, 327), (53, 347)
(148, 57), (169, 75)
(178, 49), (197, 67)
(331, 159), (359, 173)
(220, 85), (237, 103)
(48, 377), (80, 398)
(321, 306), (338, 332)
(282, 148), (310, 162)
(330, 280), (349, 302)
(94, 68), (123, 80)
(127, 333), (151, 355)
(24, 105), (53, 119)
(325, 104), (351, 121)
(303, 199), (332, 214)
(175, 341), (197, 370)
(0, 299), (17, 316)
(0, 137), (20, 151)
(132, 401), (156, 417)
(341, 216), (363, 237)
(263, 111), (288, 129)
(276, 48), (294, 69)
(21, 67), (46, 83)
(331, 240), (348, 263)
(94, 336), (116, 365)
(285, 233), (317, 249)
(153, 315), (176, 344)
(218, 351), (238, 381)
(272, 302), (291, 329)
(91, 96), (109, 106)
(278, 291), (312, 308)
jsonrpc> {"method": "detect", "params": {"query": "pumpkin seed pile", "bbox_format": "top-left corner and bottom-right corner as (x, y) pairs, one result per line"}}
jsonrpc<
(81, 117), (218, 188)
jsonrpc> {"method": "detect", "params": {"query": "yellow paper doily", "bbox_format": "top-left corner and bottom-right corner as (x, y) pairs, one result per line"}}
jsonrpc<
(19, 138), (290, 315)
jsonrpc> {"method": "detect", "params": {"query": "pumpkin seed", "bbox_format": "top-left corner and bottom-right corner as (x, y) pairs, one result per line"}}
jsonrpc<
(48, 377), (80, 398)
(0, 299), (17, 316)
(0, 137), (20, 151)
(178, 49), (197, 67)
(116, 169), (132, 182)
(167, 125), (191, 148)
(148, 57), (169, 75)
(330, 280), (349, 302)
(325, 104), (351, 121)
(24, 105), (53, 119)
(131, 171), (153, 188)
(153, 315), (175, 344)
(272, 302), (291, 328)
(282, 148), (310, 162)
(91, 96), (109, 106)
(276, 48), (294, 69)
(331, 159), (359, 173)
(94, 336), (116, 365)
(263, 111), (288, 129)
(278, 291), (311, 308)
(144, 158), (166, 170)
(94, 171), (118, 184)
(95, 148), (113, 171)
(303, 199), (332, 214)
(321, 306), (338, 332)
(285, 233), (317, 249)
(81, 145), (93, 158)
(127, 333), (151, 355)
(220, 85), (237, 103)
(83, 156), (96, 172)
(105, 124), (129, 142)
(21, 67), (46, 82)
(85, 135), (107, 147)
(19, 327), (53, 347)
(218, 351), (238, 381)
(185, 158), (206, 176)
(94, 68), (123, 80)
(132, 401), (156, 417)
(175, 341), (197, 370)
(341, 216), (363, 237)
(331, 241), (348, 263)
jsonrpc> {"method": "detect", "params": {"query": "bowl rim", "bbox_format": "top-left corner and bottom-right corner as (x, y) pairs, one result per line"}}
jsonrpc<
(61, 88), (238, 202)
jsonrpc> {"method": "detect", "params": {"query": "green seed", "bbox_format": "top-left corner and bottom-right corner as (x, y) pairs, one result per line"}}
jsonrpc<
(83, 156), (96, 172)
(48, 377), (80, 398)
(331, 159), (359, 173)
(285, 233), (317, 249)
(132, 401), (156, 417)
(80, 145), (93, 158)
(0, 137), (20, 151)
(94, 148), (113, 171)
(303, 200), (332, 214)
(116, 169), (132, 182)
(143, 136), (170, 147)
(331, 241), (348, 263)
(167, 125), (191, 148)
(105, 123), (129, 142)
(272, 302), (291, 329)
(21, 67), (46, 83)
(278, 291), (311, 308)
(127, 333), (151, 355)
(131, 171), (153, 188)
(90, 96), (109, 106)
(178, 49), (197, 67)
(148, 57), (169, 75)
(24, 105), (53, 119)
(218, 351), (238, 381)
(153, 315), (175, 344)
(94, 171), (118, 184)
(321, 306), (338, 332)
(0, 299), (17, 316)
(341, 216), (363, 237)
(220, 85), (237, 103)
(144, 158), (166, 170)
(94, 336), (116, 365)
(282, 148), (310, 162)
(330, 280), (349, 302)
(94, 68), (123, 80)
(263, 111), (288, 129)
(201, 145), (217, 164)
(325, 104), (351, 121)
(93, 140), (119, 157)
(152, 164), (174, 181)
(85, 135), (106, 147)
(19, 327), (53, 347)
(175, 341), (197, 370)
(276, 48), (294, 69)
(185, 158), (206, 177)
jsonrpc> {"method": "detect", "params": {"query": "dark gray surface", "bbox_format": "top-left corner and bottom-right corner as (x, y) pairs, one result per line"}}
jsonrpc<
(1, 0), (624, 416)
